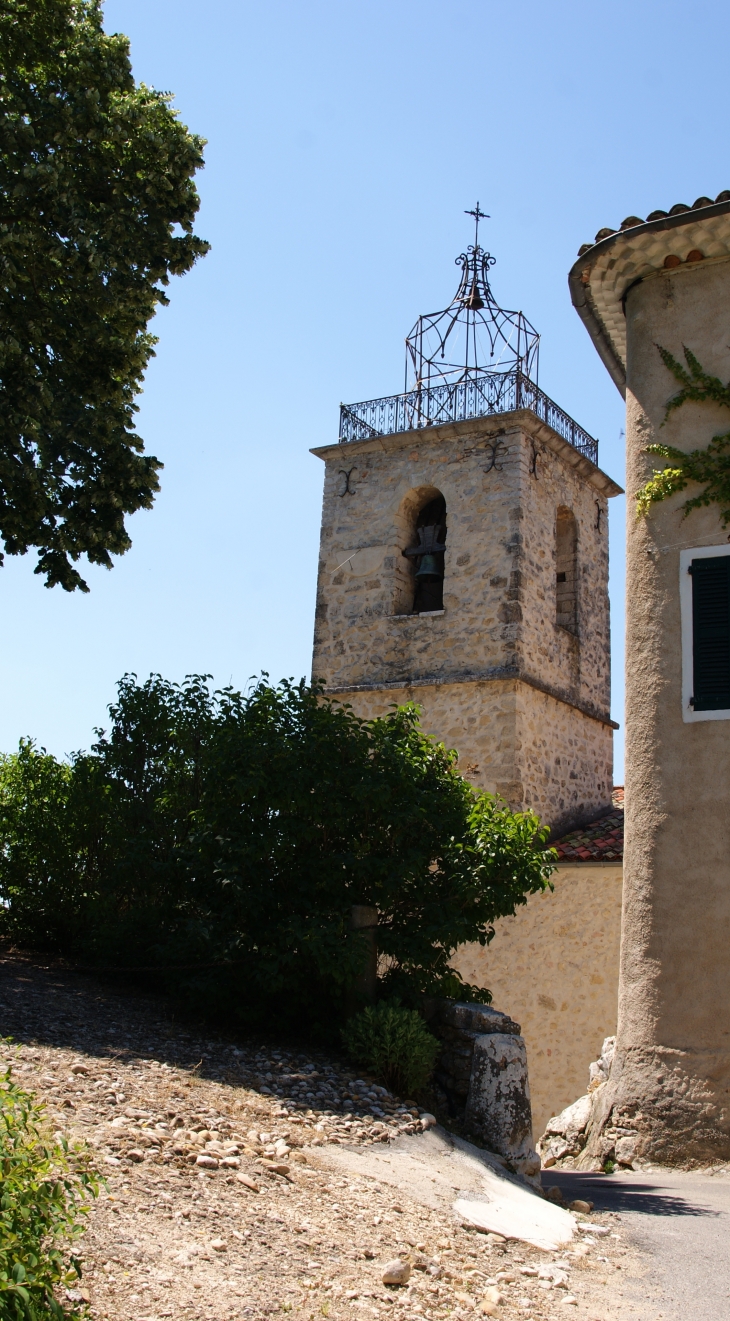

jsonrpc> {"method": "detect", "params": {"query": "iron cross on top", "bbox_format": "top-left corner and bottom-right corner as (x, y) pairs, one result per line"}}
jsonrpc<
(465, 202), (489, 247)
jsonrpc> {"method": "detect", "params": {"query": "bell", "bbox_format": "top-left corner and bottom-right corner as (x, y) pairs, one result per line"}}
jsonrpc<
(464, 277), (484, 311)
(415, 553), (444, 581)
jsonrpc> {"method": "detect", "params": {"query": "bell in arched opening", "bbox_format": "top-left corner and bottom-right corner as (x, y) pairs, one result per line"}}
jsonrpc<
(403, 494), (447, 613)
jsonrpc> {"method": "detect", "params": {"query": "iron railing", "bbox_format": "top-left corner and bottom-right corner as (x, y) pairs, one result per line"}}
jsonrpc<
(339, 370), (598, 465)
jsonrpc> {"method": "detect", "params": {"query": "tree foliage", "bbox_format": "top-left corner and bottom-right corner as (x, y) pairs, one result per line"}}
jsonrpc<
(0, 676), (556, 1032)
(0, 1064), (101, 1319)
(636, 345), (730, 525)
(0, 0), (209, 590)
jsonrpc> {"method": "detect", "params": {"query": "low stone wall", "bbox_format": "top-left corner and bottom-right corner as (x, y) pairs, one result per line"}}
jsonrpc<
(425, 1000), (540, 1185)
(451, 860), (623, 1136)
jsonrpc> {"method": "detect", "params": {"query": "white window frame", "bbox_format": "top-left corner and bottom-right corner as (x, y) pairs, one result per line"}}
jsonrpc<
(680, 543), (730, 722)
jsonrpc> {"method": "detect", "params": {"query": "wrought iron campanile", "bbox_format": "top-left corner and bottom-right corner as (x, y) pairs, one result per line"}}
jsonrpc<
(404, 204), (539, 393)
(339, 208), (596, 461)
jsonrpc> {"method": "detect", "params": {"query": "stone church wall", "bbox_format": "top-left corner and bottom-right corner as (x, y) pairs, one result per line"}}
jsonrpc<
(312, 411), (619, 834)
(515, 683), (613, 835)
(451, 861), (623, 1136)
(312, 412), (615, 720)
(311, 408), (622, 1134)
(328, 678), (613, 837)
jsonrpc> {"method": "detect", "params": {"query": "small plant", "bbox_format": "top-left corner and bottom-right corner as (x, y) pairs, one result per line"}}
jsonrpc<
(602, 1158), (616, 1175)
(0, 1065), (102, 1320)
(342, 1002), (440, 1097)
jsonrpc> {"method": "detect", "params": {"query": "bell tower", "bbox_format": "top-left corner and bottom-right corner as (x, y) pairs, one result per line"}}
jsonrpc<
(311, 211), (622, 835)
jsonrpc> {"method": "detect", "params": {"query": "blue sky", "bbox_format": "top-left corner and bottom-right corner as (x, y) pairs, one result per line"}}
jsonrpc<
(3, 0), (729, 782)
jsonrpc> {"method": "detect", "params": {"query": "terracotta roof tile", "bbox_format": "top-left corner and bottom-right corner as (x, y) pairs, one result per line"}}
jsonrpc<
(576, 194), (730, 255)
(554, 787), (624, 862)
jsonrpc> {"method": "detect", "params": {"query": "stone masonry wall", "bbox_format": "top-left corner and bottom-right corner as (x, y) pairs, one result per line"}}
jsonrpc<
(518, 433), (612, 719)
(311, 411), (619, 833)
(329, 679), (613, 836)
(325, 678), (520, 803)
(313, 419), (524, 691)
(424, 1000), (539, 1182)
(312, 411), (618, 722)
(515, 682), (613, 834)
(451, 861), (623, 1135)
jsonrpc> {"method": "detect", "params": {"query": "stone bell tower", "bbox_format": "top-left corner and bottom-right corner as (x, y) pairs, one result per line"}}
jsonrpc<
(311, 210), (622, 835)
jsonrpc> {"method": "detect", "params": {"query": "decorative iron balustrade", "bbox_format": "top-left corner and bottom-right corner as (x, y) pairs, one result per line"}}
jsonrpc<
(339, 370), (598, 465)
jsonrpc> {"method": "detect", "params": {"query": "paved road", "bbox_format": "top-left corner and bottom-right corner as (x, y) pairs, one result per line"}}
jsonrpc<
(546, 1166), (730, 1319)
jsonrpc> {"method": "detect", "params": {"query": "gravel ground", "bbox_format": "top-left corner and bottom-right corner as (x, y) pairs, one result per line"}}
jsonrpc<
(0, 952), (640, 1321)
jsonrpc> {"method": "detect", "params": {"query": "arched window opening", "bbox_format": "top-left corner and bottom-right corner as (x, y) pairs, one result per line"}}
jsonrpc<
(556, 507), (578, 633)
(404, 494), (447, 613)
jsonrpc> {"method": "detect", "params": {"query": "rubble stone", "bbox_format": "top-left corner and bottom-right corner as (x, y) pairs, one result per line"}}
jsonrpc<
(537, 1036), (620, 1170)
(382, 1258), (411, 1285)
(0, 951), (633, 1321)
(615, 1135), (638, 1167)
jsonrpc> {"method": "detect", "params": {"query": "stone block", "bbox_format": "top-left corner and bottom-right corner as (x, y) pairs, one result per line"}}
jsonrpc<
(428, 999), (522, 1106)
(429, 1000), (521, 1036)
(464, 1033), (536, 1174)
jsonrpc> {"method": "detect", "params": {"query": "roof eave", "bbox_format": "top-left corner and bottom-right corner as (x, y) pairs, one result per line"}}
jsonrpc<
(568, 262), (627, 399)
(568, 199), (730, 399)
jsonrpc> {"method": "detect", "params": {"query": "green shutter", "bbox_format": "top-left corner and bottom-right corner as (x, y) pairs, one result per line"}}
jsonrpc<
(691, 555), (730, 711)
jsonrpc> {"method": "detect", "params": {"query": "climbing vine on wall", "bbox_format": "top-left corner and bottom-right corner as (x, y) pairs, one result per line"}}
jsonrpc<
(635, 345), (730, 525)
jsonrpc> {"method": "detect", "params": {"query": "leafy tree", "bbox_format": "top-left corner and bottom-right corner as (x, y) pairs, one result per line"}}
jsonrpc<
(0, 677), (556, 1033)
(0, 740), (108, 949)
(0, 0), (209, 591)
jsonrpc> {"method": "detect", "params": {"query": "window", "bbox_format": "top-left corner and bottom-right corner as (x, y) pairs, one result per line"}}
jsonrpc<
(680, 545), (730, 721)
(403, 494), (447, 614)
(555, 508), (577, 632)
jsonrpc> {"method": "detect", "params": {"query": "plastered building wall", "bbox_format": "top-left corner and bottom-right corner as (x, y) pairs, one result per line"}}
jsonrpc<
(452, 862), (624, 1136)
(312, 411), (620, 834)
(615, 254), (730, 1159)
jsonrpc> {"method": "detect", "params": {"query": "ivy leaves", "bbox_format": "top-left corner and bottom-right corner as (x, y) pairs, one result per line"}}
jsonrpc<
(0, 1), (209, 589)
(658, 344), (730, 415)
(636, 345), (730, 525)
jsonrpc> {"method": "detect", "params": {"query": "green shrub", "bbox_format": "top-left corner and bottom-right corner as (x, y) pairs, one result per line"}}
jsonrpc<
(0, 1066), (101, 1320)
(0, 675), (557, 1033)
(342, 1003), (440, 1097)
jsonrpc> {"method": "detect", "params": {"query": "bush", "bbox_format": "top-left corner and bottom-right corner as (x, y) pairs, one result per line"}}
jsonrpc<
(0, 1065), (101, 1319)
(342, 1003), (440, 1097)
(0, 743), (108, 951)
(0, 675), (557, 1032)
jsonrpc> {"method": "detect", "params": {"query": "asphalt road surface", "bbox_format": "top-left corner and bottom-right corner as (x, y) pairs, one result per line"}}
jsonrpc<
(547, 1166), (730, 1320)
